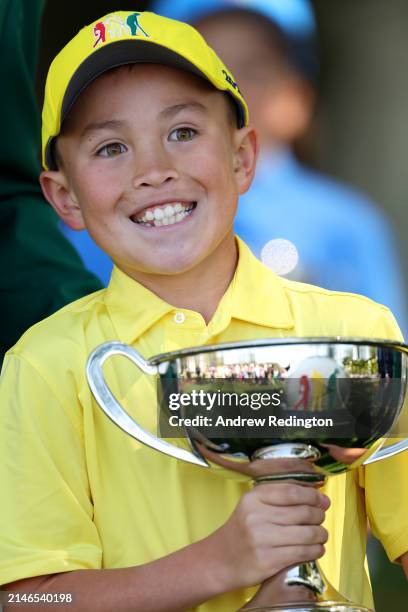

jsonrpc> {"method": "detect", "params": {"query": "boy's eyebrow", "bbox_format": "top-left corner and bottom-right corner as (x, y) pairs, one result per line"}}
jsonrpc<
(79, 104), (207, 139)
(80, 120), (126, 139)
(159, 102), (208, 119)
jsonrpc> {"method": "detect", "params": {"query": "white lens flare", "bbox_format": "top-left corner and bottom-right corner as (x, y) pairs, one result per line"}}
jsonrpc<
(261, 238), (299, 276)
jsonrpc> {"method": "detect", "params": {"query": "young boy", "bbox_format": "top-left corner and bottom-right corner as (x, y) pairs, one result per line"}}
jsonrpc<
(0, 10), (407, 612)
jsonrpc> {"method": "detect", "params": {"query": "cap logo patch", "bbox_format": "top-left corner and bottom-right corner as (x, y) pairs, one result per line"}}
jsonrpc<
(222, 69), (240, 93)
(93, 12), (149, 48)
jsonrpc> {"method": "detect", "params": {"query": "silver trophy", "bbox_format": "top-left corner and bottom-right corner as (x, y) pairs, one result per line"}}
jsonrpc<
(87, 338), (408, 612)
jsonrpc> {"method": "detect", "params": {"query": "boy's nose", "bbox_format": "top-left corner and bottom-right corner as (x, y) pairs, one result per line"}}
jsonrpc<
(132, 148), (179, 189)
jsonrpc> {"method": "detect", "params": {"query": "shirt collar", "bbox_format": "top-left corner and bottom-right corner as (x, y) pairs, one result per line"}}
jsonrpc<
(105, 266), (174, 343)
(104, 237), (294, 344)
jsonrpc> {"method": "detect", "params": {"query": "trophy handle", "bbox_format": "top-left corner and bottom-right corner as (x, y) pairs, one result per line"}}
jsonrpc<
(363, 437), (408, 465)
(87, 341), (209, 467)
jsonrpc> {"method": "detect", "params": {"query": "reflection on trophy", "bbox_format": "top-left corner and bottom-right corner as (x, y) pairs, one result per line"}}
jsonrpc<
(87, 338), (408, 612)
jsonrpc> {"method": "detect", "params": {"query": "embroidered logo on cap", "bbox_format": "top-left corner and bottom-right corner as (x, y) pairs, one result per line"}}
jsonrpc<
(93, 12), (149, 48)
(222, 69), (240, 93)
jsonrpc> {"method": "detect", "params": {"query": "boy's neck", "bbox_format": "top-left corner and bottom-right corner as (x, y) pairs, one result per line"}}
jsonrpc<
(120, 235), (238, 324)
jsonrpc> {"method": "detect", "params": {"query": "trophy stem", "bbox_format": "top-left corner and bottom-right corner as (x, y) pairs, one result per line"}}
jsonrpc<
(253, 443), (322, 461)
(252, 443), (326, 485)
(243, 443), (373, 612)
(253, 443), (326, 599)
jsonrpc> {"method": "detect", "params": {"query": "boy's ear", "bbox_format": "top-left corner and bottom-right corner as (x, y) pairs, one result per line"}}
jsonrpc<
(232, 126), (259, 195)
(40, 170), (85, 230)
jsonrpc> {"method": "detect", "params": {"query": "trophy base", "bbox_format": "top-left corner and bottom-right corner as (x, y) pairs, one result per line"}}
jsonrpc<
(243, 602), (373, 612)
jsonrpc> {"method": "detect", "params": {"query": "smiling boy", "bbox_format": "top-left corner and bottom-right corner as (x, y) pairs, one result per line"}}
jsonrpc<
(46, 62), (245, 314)
(1, 10), (408, 612)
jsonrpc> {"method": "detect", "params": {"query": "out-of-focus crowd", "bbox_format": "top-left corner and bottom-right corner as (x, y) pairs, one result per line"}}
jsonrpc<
(182, 362), (288, 382)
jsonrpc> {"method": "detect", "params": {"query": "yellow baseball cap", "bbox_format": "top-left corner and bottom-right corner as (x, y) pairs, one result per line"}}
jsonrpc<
(42, 10), (249, 170)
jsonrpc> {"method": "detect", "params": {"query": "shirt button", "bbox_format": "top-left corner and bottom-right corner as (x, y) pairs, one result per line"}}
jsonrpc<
(174, 312), (186, 324)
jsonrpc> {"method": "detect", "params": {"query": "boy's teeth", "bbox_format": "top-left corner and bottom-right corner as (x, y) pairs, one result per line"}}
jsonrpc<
(154, 208), (164, 220)
(136, 202), (195, 227)
(151, 209), (191, 227)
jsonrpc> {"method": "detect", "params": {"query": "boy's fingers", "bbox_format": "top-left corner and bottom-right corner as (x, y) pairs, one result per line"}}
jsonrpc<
(260, 503), (326, 526)
(255, 483), (330, 509)
(261, 525), (328, 547)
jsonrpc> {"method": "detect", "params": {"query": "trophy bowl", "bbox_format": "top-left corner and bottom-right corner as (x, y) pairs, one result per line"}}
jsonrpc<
(87, 337), (408, 612)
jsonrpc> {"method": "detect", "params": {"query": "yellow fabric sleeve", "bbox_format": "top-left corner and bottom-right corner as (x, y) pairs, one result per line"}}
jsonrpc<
(361, 304), (408, 563)
(364, 449), (408, 562)
(0, 353), (102, 585)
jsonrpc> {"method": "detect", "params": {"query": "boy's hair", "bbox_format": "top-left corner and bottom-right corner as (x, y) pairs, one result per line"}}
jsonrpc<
(42, 10), (249, 171)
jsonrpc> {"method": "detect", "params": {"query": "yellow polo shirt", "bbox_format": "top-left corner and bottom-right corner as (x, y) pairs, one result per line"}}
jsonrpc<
(1, 238), (407, 611)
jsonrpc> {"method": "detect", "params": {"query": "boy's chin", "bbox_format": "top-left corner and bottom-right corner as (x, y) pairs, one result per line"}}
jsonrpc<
(149, 247), (213, 275)
(147, 258), (204, 276)
(119, 255), (205, 278)
(115, 236), (236, 279)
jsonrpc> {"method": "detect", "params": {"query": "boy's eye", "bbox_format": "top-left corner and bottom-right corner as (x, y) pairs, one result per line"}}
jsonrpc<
(97, 142), (127, 157)
(168, 127), (196, 142)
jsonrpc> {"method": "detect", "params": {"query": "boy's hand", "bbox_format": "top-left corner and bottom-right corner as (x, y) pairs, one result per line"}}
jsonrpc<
(210, 482), (330, 592)
(3, 483), (329, 612)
